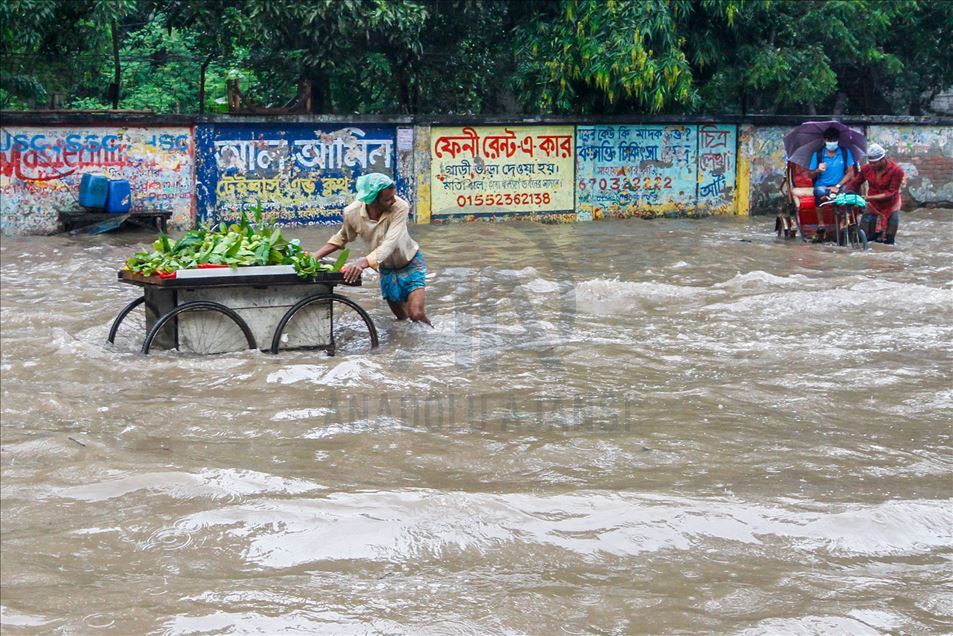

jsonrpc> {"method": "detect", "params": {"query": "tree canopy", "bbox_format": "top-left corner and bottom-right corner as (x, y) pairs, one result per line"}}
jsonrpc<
(1, 0), (950, 115)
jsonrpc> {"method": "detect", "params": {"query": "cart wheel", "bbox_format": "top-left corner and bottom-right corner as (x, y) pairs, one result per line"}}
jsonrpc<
(107, 296), (145, 345)
(270, 293), (379, 356)
(141, 301), (257, 355)
(107, 296), (161, 350)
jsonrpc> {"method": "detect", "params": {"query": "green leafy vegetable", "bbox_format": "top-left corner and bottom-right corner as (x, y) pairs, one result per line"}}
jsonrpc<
(333, 248), (350, 272)
(123, 208), (348, 279)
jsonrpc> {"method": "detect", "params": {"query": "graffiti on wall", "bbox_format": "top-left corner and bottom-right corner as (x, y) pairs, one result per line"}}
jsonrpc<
(195, 124), (398, 225)
(429, 126), (575, 221)
(740, 126), (788, 216)
(575, 124), (737, 220)
(0, 127), (193, 234)
(697, 124), (737, 211)
(868, 126), (953, 205)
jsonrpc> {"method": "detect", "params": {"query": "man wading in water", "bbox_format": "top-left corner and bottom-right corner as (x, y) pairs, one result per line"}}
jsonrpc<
(311, 173), (432, 326)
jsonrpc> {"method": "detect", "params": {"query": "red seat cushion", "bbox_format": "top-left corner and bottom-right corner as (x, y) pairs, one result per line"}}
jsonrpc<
(792, 165), (813, 188)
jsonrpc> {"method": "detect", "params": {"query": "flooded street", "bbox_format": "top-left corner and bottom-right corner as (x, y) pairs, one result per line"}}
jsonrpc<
(1, 210), (951, 634)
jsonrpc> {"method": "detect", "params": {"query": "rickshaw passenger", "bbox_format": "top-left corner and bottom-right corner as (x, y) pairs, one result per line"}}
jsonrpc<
(847, 143), (905, 244)
(809, 127), (857, 203)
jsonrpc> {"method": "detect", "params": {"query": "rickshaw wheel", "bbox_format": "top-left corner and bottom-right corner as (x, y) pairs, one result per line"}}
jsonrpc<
(270, 293), (379, 356)
(140, 301), (257, 354)
(850, 226), (868, 251)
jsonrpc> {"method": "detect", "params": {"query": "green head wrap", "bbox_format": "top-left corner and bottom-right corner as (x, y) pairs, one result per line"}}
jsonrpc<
(356, 173), (396, 203)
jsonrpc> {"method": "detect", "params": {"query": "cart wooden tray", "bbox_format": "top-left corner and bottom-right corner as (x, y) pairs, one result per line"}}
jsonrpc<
(118, 268), (359, 288)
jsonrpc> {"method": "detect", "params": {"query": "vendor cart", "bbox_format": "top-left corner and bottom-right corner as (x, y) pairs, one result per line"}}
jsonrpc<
(109, 267), (379, 355)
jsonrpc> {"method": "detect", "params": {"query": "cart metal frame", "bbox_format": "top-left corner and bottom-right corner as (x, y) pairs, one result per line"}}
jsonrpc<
(110, 270), (379, 355)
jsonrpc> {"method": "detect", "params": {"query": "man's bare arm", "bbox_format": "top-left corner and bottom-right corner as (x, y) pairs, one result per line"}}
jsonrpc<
(311, 243), (342, 260)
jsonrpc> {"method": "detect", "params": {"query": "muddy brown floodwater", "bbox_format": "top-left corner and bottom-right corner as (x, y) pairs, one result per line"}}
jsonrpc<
(1, 210), (951, 634)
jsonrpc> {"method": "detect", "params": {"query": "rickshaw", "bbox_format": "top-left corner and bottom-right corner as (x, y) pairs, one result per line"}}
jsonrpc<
(777, 162), (868, 250)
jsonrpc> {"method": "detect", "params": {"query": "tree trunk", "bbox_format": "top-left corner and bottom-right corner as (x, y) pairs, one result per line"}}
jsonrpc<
(862, 76), (872, 114)
(307, 68), (330, 114)
(394, 57), (411, 114)
(832, 91), (847, 115)
(110, 19), (121, 109)
(199, 53), (214, 114)
(411, 63), (421, 114)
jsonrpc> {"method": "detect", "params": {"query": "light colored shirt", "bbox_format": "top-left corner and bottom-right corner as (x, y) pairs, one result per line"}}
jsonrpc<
(327, 195), (419, 270)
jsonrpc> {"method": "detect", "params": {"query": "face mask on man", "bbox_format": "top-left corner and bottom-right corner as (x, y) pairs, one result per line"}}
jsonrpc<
(825, 141), (839, 151)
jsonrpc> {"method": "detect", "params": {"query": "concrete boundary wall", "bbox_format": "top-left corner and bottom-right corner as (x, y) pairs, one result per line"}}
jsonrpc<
(193, 122), (410, 227)
(867, 126), (952, 207)
(738, 124), (952, 217)
(0, 125), (194, 235)
(1, 113), (950, 234)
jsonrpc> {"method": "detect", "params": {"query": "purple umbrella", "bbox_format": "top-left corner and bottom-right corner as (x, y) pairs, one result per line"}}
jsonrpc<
(783, 120), (867, 168)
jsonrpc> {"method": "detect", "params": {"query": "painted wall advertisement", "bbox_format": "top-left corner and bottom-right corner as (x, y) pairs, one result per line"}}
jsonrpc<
(739, 125), (788, 216)
(429, 125), (576, 221)
(868, 125), (953, 205)
(195, 124), (398, 226)
(0, 126), (194, 234)
(575, 124), (737, 219)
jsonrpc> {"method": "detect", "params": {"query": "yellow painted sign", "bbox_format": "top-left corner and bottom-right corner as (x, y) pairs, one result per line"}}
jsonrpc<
(430, 125), (575, 220)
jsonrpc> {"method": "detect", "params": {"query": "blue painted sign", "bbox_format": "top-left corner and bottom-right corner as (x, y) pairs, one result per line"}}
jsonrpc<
(575, 124), (737, 219)
(696, 124), (736, 211)
(195, 123), (400, 226)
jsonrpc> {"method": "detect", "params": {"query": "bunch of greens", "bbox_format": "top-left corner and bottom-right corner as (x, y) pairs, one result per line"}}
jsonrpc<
(124, 206), (348, 278)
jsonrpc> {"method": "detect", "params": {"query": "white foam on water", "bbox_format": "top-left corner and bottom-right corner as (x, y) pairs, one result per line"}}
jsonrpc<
(575, 278), (717, 314)
(713, 270), (812, 290)
(521, 278), (562, 294)
(916, 592), (953, 622)
(303, 417), (411, 439)
(49, 468), (324, 502)
(493, 266), (538, 278)
(162, 609), (408, 636)
(899, 387), (953, 414)
(271, 407), (335, 421)
(737, 615), (882, 635)
(846, 609), (906, 631)
(266, 359), (425, 389)
(436, 266), (475, 280)
(69, 526), (123, 536)
(704, 278), (951, 321)
(0, 605), (54, 628)
(175, 491), (953, 569)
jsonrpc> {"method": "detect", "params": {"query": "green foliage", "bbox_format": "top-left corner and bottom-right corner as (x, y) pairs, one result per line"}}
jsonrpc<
(1, 0), (950, 114)
(512, 0), (699, 113)
(879, 0), (953, 113)
(124, 213), (345, 278)
(0, 0), (110, 107)
(693, 0), (915, 113)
